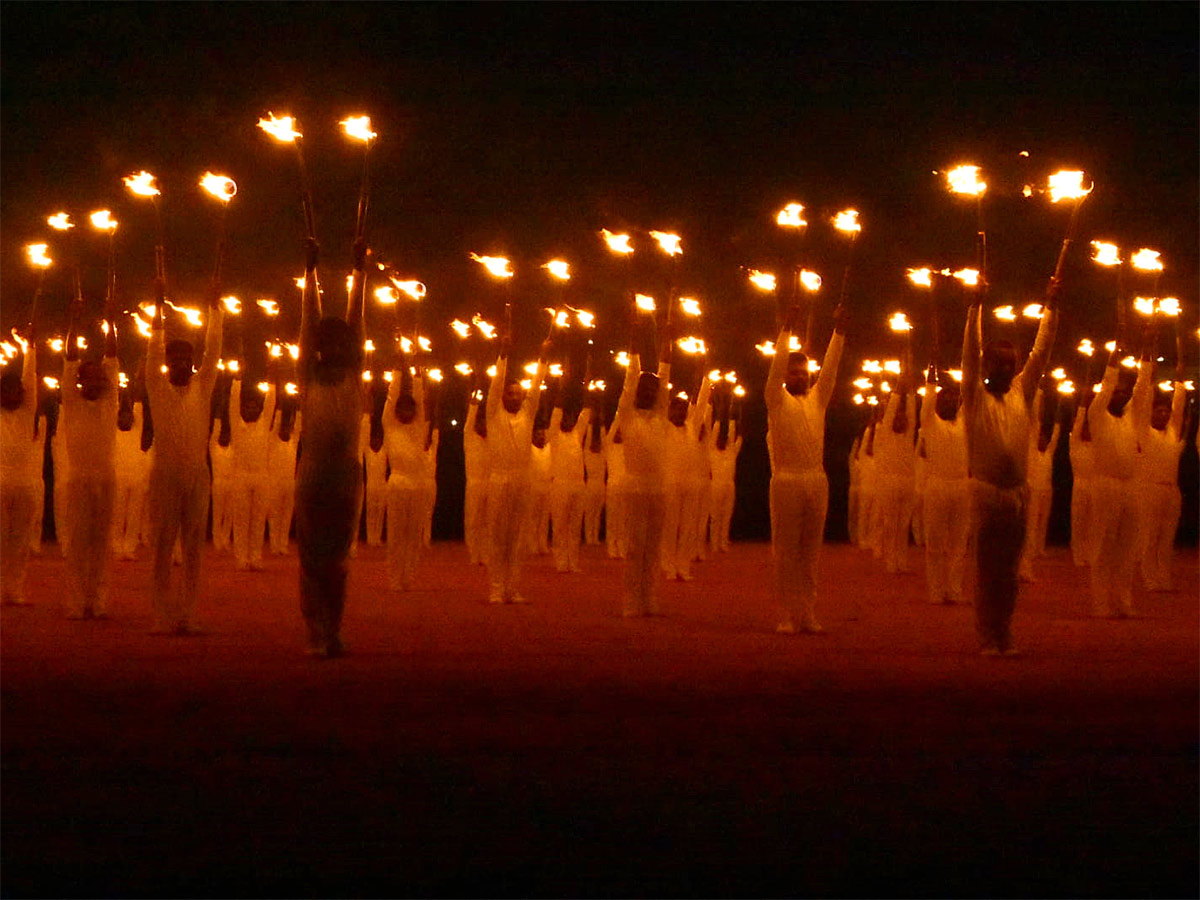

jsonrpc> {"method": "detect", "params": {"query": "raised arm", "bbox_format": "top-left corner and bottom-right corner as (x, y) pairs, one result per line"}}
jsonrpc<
(814, 304), (848, 409)
(961, 302), (982, 409)
(298, 239), (322, 383)
(523, 338), (552, 418)
(614, 352), (640, 429)
(347, 238), (366, 340)
(1088, 354), (1120, 430)
(765, 304), (801, 413)
(487, 354), (505, 423)
(1018, 307), (1059, 406)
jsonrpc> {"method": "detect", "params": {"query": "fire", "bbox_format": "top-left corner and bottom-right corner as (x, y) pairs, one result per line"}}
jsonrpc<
(853, 393), (865, 406)
(575, 309), (596, 328)
(25, 243), (52, 268)
(345, 274), (355, 297)
(451, 319), (471, 339)
(374, 286), (398, 305)
(123, 171), (160, 197)
(852, 377), (873, 391)
(519, 379), (533, 391)
(1090, 241), (1121, 267)
(469, 253), (513, 279)
(679, 298), (702, 317)
(1057, 381), (1076, 395)
(287, 343), (299, 360)
(724, 373), (737, 384)
(257, 113), (302, 143)
(800, 270), (822, 292)
(285, 383), (298, 396)
(548, 308), (570, 329)
(542, 259), (571, 281)
(807, 360), (821, 374)
(888, 312), (912, 333)
(708, 369), (722, 383)
(1022, 303), (1044, 320)
(48, 338), (64, 353)
(1119, 356), (1139, 369)
(1022, 185), (1034, 198)
(1047, 170), (1091, 203)
(384, 371), (395, 383)
(648, 231), (682, 256)
(676, 336), (707, 355)
(132, 315), (152, 339)
(866, 395), (878, 406)
(1130, 248), (1163, 272)
(268, 343), (283, 359)
(1050, 367), (1067, 381)
(1133, 297), (1156, 317)
(946, 165), (987, 196)
(523, 362), (541, 376)
(256, 381), (271, 394)
(600, 229), (634, 255)
(907, 267), (933, 288)
(75, 336), (88, 350)
(0, 341), (16, 360)
(548, 363), (564, 378)
(417, 336), (432, 353)
(993, 306), (1017, 322)
(391, 279), (427, 301)
(89, 210), (118, 231)
(880, 381), (892, 394)
(362, 371), (373, 383)
(426, 368), (444, 383)
(1077, 339), (1094, 357)
(364, 339), (376, 353)
(1157, 297), (1181, 317)
(755, 341), (776, 357)
(635, 294), (657, 313)
(951, 268), (980, 286)
(221, 296), (242, 315)
(732, 385), (747, 398)
(833, 209), (862, 234)
(339, 115), (376, 143)
(486, 365), (498, 378)
(43, 376), (60, 390)
(883, 360), (902, 375)
(862, 360), (883, 374)
(199, 172), (237, 203)
(47, 212), (74, 230)
(776, 203), (807, 228)
(1104, 340), (1117, 353)
(399, 337), (413, 354)
(747, 270), (776, 292)
(164, 301), (203, 327)
(472, 315), (497, 339)
(227, 360), (240, 374)
(454, 362), (473, 376)
(587, 379), (607, 392)
(947, 369), (963, 383)
(118, 372), (129, 388)
(256, 299), (280, 316)
(294, 276), (306, 290)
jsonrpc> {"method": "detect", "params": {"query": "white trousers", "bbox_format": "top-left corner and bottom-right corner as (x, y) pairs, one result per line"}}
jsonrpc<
(876, 474), (914, 574)
(661, 480), (700, 579)
(1070, 477), (1095, 567)
(971, 480), (1027, 652)
(386, 476), (423, 590)
(523, 484), (551, 555)
(231, 474), (270, 568)
(2, 482), (38, 604)
(211, 475), (235, 551)
(846, 485), (861, 547)
(1088, 476), (1140, 617)
(420, 478), (436, 549)
(606, 483), (630, 559)
(487, 475), (531, 600)
(694, 479), (712, 560)
(582, 480), (604, 545)
(148, 465), (210, 630)
(1137, 482), (1180, 592)
(550, 480), (585, 572)
(923, 477), (970, 604)
(364, 477), (386, 546)
(770, 470), (828, 629)
(266, 476), (295, 554)
(112, 477), (148, 558)
(65, 476), (116, 617)
(54, 471), (70, 558)
(710, 478), (735, 553)
(29, 476), (43, 553)
(623, 488), (666, 616)
(1019, 487), (1053, 579)
(464, 479), (488, 565)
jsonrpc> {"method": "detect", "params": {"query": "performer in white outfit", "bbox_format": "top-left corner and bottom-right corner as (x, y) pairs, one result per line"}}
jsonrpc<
(50, 403), (70, 558)
(708, 394), (742, 554)
(548, 395), (590, 573)
(229, 375), (277, 571)
(208, 407), (234, 552)
(462, 382), (489, 565)
(485, 329), (551, 604)
(582, 403), (606, 546)
(361, 382), (388, 547)
(266, 404), (299, 555)
(1019, 387), (1061, 582)
(661, 377), (712, 581)
(1135, 365), (1187, 592)
(1068, 396), (1097, 567)
(382, 353), (428, 592)
(27, 392), (49, 555)
(420, 421), (439, 549)
(1, 325), (39, 606)
(765, 301), (847, 634)
(145, 286), (224, 634)
(603, 424), (629, 559)
(526, 425), (552, 556)
(961, 282), (1057, 654)
(873, 383), (917, 575)
(919, 367), (970, 605)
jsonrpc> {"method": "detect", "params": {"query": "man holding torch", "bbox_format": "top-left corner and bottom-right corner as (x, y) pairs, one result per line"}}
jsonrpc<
(1134, 351), (1188, 593)
(765, 299), (847, 634)
(1, 320), (40, 607)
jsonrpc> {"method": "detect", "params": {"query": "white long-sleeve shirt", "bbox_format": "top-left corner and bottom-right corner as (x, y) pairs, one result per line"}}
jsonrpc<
(1, 348), (39, 486)
(1087, 361), (1151, 482)
(765, 328), (844, 476)
(145, 309), (224, 475)
(268, 411), (300, 484)
(230, 378), (277, 477)
(549, 407), (589, 485)
(1135, 381), (1186, 485)
(919, 390), (968, 482)
(463, 400), (490, 483)
(61, 357), (120, 480)
(382, 369), (427, 484)
(1026, 393), (1061, 492)
(116, 404), (146, 485)
(611, 354), (671, 493)
(873, 391), (917, 479)
(1068, 406), (1095, 481)
(486, 356), (544, 479)
(709, 423), (742, 484)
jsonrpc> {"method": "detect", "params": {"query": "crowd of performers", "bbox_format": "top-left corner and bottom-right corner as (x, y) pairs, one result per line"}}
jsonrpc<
(1, 245), (1193, 658)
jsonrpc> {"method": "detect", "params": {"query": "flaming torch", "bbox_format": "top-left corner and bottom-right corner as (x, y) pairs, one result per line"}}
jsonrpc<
(89, 210), (119, 308)
(199, 172), (237, 285)
(946, 164), (988, 282)
(340, 115), (377, 240)
(1044, 170), (1093, 302)
(123, 171), (167, 288)
(48, 211), (84, 305)
(257, 113), (315, 240)
(833, 208), (862, 314)
(25, 242), (53, 321)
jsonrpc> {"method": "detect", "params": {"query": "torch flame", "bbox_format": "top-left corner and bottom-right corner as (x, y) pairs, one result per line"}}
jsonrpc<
(946, 165), (987, 196)
(747, 270), (777, 292)
(1090, 241), (1121, 267)
(426, 368), (444, 383)
(374, 286), (398, 305)
(47, 212), (74, 230)
(1119, 356), (1139, 370)
(221, 296), (241, 314)
(1130, 248), (1163, 273)
(89, 209), (118, 232)
(1104, 340), (1117, 353)
(471, 315), (497, 339)
(227, 360), (240, 374)
(883, 359), (902, 375)
(43, 376), (60, 390)
(285, 382), (298, 396)
(469, 253), (513, 279)
(862, 360), (882, 374)
(164, 300), (203, 327)
(587, 379), (607, 392)
(48, 338), (64, 353)
(888, 312), (912, 333)
(1077, 338), (1094, 357)
(1022, 303), (1044, 320)
(455, 362), (473, 376)
(257, 381), (271, 393)
(948, 370), (963, 383)
(364, 339), (376, 353)
(614, 351), (631, 368)
(451, 319), (471, 339)
(268, 343), (283, 359)
(733, 385), (747, 398)
(807, 359), (821, 374)
(993, 306), (1017, 322)
(391, 279), (427, 301)
(679, 297), (702, 317)
(25, 243), (52, 269)
(132, 315), (152, 339)
(951, 268), (980, 286)
(776, 203), (807, 228)
(1057, 381), (1076, 395)
(852, 377), (874, 391)
(1157, 297), (1181, 317)
(257, 113), (302, 143)
(417, 336), (432, 353)
(800, 270), (822, 292)
(648, 231), (682, 256)
(1050, 367), (1067, 381)
(339, 115), (376, 143)
(362, 371), (373, 383)
(542, 259), (571, 281)
(833, 209), (862, 234)
(635, 294), (657, 312)
(1133, 297), (1156, 317)
(199, 172), (237, 203)
(287, 343), (299, 360)
(118, 372), (129, 388)
(123, 171), (160, 197)
(294, 276), (307, 290)
(677, 336), (707, 355)
(548, 363), (564, 378)
(600, 229), (634, 255)
(549, 309), (570, 329)
(253, 299), (279, 317)
(853, 393), (866, 406)
(907, 267), (933, 288)
(1047, 170), (1091, 203)
(575, 309), (596, 328)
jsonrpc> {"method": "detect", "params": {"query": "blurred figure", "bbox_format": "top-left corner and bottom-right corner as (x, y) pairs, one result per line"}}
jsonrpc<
(1019, 387), (1061, 582)
(920, 371), (969, 605)
(1, 325), (39, 606)
(462, 381), (489, 565)
(1134, 362), (1187, 592)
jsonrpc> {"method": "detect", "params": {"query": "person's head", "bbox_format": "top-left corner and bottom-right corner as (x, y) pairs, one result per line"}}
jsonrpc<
(667, 395), (689, 426)
(532, 425), (547, 448)
(1150, 399), (1171, 431)
(117, 392), (135, 430)
(240, 386), (265, 423)
(1107, 370), (1136, 416)
(935, 382), (960, 421)
(982, 341), (1018, 396)
(502, 379), (525, 414)
(0, 369), (25, 410)
(278, 405), (296, 442)
(562, 407), (580, 431)
(165, 340), (195, 387)
(313, 317), (361, 385)
(891, 396), (909, 433)
(784, 353), (810, 396)
(612, 426), (623, 444)
(393, 393), (417, 424)
(76, 360), (110, 402)
(635, 372), (659, 410)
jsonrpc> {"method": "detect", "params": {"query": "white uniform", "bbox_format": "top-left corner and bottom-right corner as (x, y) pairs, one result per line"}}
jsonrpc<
(462, 400), (489, 565)
(612, 355), (671, 617)
(229, 379), (276, 570)
(708, 422), (742, 553)
(910, 443), (926, 547)
(857, 425), (882, 554)
(266, 410), (298, 555)
(1068, 406), (1096, 567)
(51, 420), (70, 558)
(692, 417), (714, 561)
(1086, 361), (1151, 617)
(420, 427), (438, 549)
(383, 373), (427, 591)
(873, 392), (917, 575)
(60, 356), (120, 618)
(208, 422), (234, 552)
(1134, 380), (1186, 592)
(961, 303), (1056, 653)
(1019, 392), (1060, 581)
(661, 379), (712, 581)
(765, 328), (845, 632)
(27, 411), (47, 554)
(144, 309), (224, 632)
(361, 413), (388, 546)
(582, 425), (605, 546)
(604, 427), (629, 559)
(1, 350), (39, 605)
(485, 357), (544, 603)
(548, 406), (589, 572)
(920, 392), (970, 605)
(526, 442), (552, 555)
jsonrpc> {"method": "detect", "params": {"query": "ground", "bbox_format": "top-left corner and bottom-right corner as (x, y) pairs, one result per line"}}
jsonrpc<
(3, 540), (1197, 897)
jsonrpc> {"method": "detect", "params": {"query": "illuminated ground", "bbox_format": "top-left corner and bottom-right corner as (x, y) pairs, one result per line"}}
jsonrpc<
(3, 541), (1197, 897)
